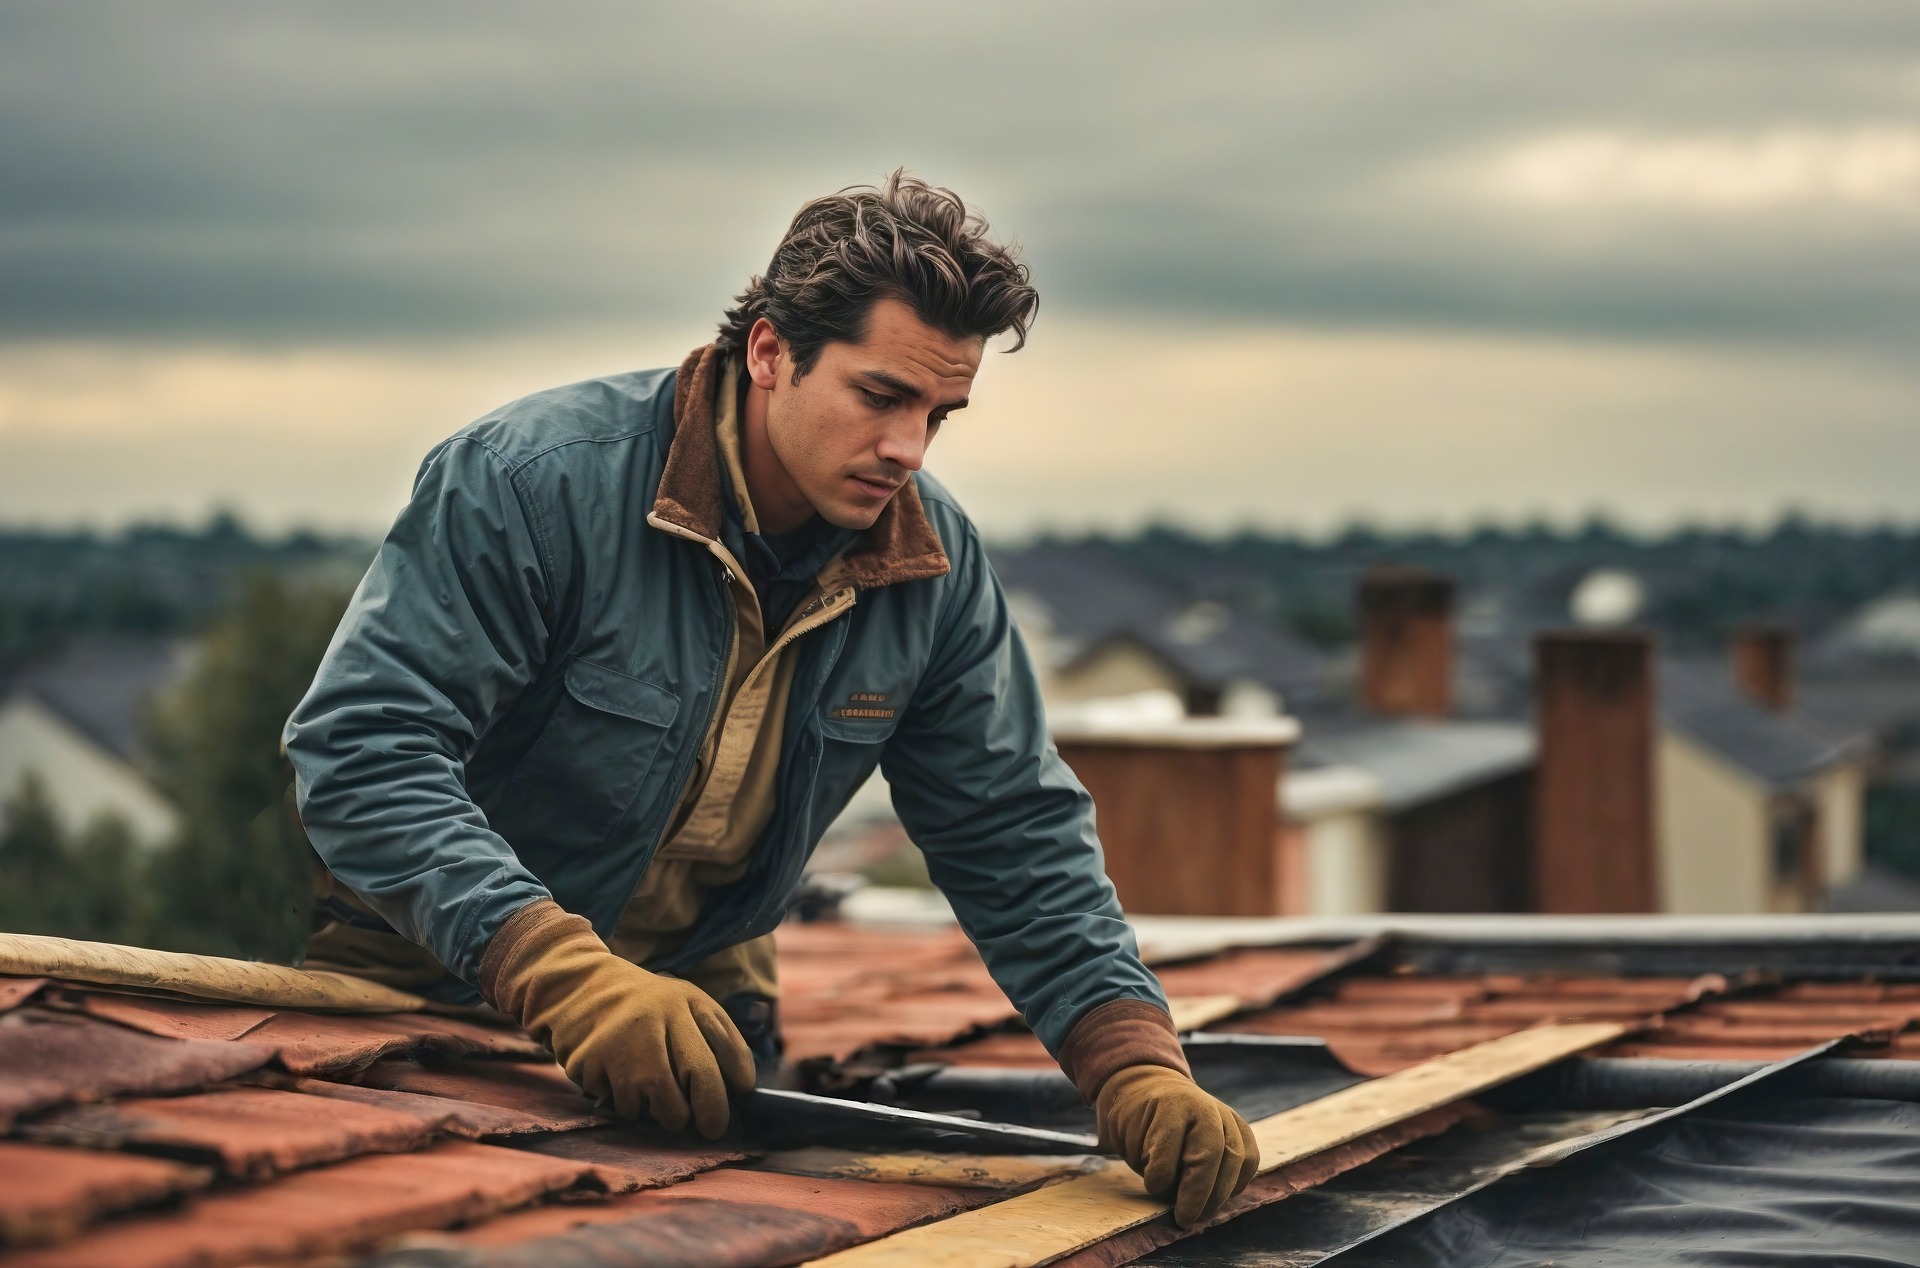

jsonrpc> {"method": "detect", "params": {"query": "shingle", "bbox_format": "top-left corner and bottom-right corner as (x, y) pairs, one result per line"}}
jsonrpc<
(66, 991), (541, 1076)
(74, 990), (275, 1042)
(0, 976), (48, 1012)
(288, 1077), (555, 1139)
(1151, 947), (1360, 1006)
(348, 1058), (609, 1133)
(5, 1141), (605, 1268)
(504, 1127), (745, 1193)
(0, 1141), (209, 1248)
(0, 1009), (274, 1129)
(244, 1011), (543, 1077)
(361, 1199), (862, 1268)
(436, 1166), (999, 1260)
(23, 1086), (445, 1180)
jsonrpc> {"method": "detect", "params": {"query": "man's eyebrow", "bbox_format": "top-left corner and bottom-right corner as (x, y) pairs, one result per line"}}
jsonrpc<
(858, 369), (970, 410)
(858, 370), (923, 399)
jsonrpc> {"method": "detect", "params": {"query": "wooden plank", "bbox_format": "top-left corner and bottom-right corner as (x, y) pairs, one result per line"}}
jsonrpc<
(1166, 995), (1243, 1032)
(808, 1021), (1625, 1268)
(758, 1149), (1104, 1191)
(0, 933), (425, 1013)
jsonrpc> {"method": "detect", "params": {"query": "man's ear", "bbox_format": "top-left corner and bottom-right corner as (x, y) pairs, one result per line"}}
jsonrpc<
(745, 317), (784, 391)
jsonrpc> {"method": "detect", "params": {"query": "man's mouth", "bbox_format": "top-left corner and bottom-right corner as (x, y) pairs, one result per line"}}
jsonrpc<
(849, 474), (901, 499)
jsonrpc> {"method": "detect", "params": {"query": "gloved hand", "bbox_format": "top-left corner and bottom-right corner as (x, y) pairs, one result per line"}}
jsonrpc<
(1096, 1065), (1259, 1226)
(479, 899), (755, 1138)
(1058, 998), (1260, 1228)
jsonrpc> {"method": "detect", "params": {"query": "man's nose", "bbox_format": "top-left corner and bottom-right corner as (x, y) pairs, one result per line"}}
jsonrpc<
(875, 418), (929, 472)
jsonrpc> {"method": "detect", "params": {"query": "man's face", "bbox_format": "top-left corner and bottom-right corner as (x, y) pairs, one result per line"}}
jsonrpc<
(746, 298), (983, 531)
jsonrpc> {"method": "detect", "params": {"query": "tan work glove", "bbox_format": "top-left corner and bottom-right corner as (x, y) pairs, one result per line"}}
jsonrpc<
(479, 899), (755, 1138)
(1095, 1065), (1259, 1226)
(1058, 997), (1260, 1227)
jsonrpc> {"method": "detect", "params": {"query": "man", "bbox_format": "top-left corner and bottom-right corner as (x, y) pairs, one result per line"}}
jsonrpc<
(283, 172), (1257, 1225)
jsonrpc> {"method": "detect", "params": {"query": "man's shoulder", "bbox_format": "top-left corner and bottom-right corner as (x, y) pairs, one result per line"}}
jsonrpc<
(447, 367), (676, 475)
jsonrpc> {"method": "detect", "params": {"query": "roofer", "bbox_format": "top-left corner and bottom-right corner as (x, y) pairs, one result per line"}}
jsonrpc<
(283, 171), (1258, 1225)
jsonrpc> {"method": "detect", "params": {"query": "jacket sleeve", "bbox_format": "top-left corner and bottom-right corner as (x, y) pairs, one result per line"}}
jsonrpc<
(282, 436), (557, 982)
(880, 520), (1168, 1055)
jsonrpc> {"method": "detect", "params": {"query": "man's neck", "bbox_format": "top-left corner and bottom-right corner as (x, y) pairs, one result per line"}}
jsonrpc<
(740, 377), (817, 535)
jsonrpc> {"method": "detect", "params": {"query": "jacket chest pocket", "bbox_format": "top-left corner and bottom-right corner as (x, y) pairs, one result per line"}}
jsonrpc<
(509, 658), (680, 838)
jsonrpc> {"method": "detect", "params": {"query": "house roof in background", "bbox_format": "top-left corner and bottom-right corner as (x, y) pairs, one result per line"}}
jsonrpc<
(993, 545), (1331, 706)
(1293, 720), (1535, 813)
(1660, 661), (1861, 791)
(0, 635), (195, 763)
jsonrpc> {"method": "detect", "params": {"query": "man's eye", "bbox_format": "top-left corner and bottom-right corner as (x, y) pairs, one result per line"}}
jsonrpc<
(860, 388), (895, 409)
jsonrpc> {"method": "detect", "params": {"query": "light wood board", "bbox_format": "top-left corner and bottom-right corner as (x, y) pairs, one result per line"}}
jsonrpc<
(0, 932), (426, 1012)
(1166, 995), (1244, 1032)
(808, 1021), (1625, 1268)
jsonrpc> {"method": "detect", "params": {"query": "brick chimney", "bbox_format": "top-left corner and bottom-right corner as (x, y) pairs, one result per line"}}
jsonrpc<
(1730, 624), (1794, 713)
(1532, 630), (1658, 914)
(1054, 718), (1299, 917)
(1358, 567), (1454, 717)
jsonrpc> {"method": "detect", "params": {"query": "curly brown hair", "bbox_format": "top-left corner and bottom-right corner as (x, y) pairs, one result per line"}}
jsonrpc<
(716, 169), (1038, 380)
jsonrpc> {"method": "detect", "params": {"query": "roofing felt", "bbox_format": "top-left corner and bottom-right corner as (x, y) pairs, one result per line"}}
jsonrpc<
(1, 920), (1918, 1265)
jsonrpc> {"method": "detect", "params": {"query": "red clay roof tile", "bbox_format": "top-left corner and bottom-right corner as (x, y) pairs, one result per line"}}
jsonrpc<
(347, 1058), (609, 1133)
(502, 1126), (744, 1193)
(72, 991), (275, 1042)
(24, 1086), (444, 1180)
(365, 1197), (862, 1267)
(246, 1010), (543, 1077)
(0, 976), (49, 1013)
(287, 1076), (584, 1140)
(0, 1010), (273, 1130)
(446, 1165), (998, 1254)
(0, 1141), (208, 1249)
(5, 1141), (605, 1268)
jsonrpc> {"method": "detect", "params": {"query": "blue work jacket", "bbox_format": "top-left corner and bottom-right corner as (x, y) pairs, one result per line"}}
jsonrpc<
(282, 346), (1166, 1053)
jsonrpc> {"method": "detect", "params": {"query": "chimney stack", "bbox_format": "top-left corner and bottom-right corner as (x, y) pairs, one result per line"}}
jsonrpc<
(1730, 624), (1794, 713)
(1358, 567), (1454, 717)
(1532, 630), (1659, 914)
(1054, 718), (1298, 916)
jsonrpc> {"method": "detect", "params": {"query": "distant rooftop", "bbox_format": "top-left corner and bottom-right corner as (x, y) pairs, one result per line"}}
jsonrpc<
(0, 634), (195, 762)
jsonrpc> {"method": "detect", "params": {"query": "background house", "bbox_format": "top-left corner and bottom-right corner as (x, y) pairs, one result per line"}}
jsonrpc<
(0, 635), (190, 849)
(982, 550), (1879, 920)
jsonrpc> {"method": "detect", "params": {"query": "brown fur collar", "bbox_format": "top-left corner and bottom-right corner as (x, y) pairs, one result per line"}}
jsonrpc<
(655, 345), (950, 591)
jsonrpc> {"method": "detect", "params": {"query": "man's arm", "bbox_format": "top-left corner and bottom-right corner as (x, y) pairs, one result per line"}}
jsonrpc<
(878, 517), (1161, 1052)
(880, 517), (1256, 1223)
(284, 435), (755, 1134)
(282, 436), (555, 981)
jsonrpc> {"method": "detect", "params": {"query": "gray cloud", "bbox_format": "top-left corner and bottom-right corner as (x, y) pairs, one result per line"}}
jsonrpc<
(3, 0), (1918, 348)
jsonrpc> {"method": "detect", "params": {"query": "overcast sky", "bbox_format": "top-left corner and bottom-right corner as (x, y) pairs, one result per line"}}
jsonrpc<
(2, 1), (1917, 536)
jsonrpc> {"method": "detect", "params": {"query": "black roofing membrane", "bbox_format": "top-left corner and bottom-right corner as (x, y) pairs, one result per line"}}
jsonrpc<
(1152, 1095), (1920, 1267)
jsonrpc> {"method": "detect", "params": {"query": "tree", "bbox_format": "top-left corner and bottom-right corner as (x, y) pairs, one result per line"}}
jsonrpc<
(0, 774), (149, 942)
(143, 573), (350, 960)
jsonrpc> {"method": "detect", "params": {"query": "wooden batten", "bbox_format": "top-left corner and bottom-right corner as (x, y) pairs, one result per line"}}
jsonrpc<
(808, 1021), (1627, 1267)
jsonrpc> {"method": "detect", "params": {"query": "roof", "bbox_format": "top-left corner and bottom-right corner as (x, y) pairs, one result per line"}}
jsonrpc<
(1660, 660), (1861, 790)
(993, 545), (1331, 706)
(1444, 635), (1866, 788)
(1293, 720), (1535, 813)
(2, 916), (1918, 1264)
(0, 636), (195, 763)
